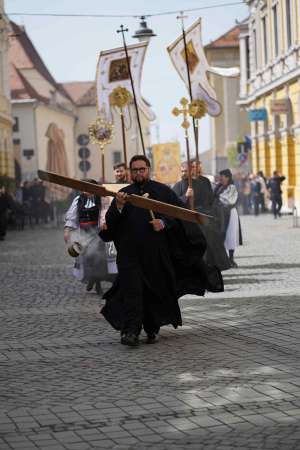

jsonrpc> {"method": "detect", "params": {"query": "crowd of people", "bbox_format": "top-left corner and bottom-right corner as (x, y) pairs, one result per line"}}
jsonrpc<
(235, 170), (286, 219)
(0, 179), (55, 241)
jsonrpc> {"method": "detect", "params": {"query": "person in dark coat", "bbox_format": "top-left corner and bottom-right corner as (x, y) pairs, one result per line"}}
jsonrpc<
(173, 162), (213, 213)
(100, 155), (223, 347)
(173, 162), (230, 271)
(267, 171), (286, 219)
(0, 185), (12, 240)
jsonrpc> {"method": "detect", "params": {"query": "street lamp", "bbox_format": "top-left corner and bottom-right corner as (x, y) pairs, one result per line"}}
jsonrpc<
(132, 16), (156, 42)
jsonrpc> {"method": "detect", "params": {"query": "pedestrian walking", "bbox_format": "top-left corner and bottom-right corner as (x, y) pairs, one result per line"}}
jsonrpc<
(0, 184), (13, 241)
(267, 171), (286, 219)
(251, 174), (262, 216)
(257, 171), (268, 212)
(100, 155), (224, 347)
(214, 169), (242, 268)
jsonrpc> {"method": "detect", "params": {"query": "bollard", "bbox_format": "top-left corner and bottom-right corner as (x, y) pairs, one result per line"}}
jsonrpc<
(293, 206), (299, 228)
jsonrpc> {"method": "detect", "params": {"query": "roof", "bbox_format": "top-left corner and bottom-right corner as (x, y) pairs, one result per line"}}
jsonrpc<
(9, 21), (72, 103)
(60, 82), (96, 106)
(205, 24), (241, 49)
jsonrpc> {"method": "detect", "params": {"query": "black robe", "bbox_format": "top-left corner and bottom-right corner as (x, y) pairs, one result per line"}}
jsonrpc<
(173, 177), (230, 271)
(100, 180), (223, 333)
(173, 176), (214, 214)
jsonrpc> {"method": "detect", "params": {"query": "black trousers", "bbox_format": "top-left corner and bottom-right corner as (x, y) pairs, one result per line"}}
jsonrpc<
(271, 195), (282, 218)
(119, 266), (159, 336)
(254, 195), (260, 216)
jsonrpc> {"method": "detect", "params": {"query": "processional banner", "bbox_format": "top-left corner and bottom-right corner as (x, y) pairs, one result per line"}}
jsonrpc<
(96, 41), (155, 127)
(152, 142), (181, 185)
(167, 18), (240, 117)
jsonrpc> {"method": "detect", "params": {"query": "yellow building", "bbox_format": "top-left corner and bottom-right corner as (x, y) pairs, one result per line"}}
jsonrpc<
(0, 1), (14, 179)
(239, 0), (300, 209)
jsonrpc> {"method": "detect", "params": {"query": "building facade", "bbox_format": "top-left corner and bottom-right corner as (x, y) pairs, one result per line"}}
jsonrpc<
(9, 21), (77, 188)
(239, 0), (300, 209)
(205, 25), (250, 174)
(9, 21), (153, 186)
(0, 1), (14, 179)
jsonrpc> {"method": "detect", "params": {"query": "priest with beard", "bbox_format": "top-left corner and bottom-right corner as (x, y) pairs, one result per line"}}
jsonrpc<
(100, 155), (223, 347)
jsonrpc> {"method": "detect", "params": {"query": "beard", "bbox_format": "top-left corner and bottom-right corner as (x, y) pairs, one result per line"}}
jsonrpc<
(134, 176), (149, 186)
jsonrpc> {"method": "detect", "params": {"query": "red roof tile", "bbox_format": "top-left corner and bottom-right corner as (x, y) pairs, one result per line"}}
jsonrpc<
(60, 81), (94, 104)
(9, 21), (72, 102)
(205, 25), (241, 49)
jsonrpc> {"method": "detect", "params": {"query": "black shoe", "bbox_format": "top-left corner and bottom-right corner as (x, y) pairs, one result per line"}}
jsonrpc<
(86, 281), (94, 292)
(121, 333), (139, 347)
(146, 333), (158, 344)
(230, 259), (238, 268)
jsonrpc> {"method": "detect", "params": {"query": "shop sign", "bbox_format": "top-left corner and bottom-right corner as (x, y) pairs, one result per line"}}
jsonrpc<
(270, 98), (291, 114)
(248, 108), (268, 121)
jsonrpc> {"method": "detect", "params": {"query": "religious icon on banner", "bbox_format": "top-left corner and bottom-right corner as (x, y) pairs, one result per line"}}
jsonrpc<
(96, 42), (155, 127)
(152, 142), (181, 185)
(167, 18), (239, 117)
(109, 58), (130, 83)
(180, 41), (199, 74)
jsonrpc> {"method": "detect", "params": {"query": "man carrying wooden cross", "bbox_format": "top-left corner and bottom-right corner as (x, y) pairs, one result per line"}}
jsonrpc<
(100, 154), (223, 347)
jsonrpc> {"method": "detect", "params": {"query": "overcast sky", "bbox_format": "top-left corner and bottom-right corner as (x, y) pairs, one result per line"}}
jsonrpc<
(6, 0), (248, 155)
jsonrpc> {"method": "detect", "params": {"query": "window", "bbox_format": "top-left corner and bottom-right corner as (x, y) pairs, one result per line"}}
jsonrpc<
(23, 149), (34, 160)
(246, 36), (251, 79)
(253, 28), (258, 70)
(286, 0), (292, 48)
(262, 16), (268, 65)
(13, 117), (19, 132)
(113, 151), (121, 165)
(272, 4), (279, 57)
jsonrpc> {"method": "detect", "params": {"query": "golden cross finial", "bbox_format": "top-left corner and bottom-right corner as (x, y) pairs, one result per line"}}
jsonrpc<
(189, 99), (207, 120)
(172, 97), (191, 131)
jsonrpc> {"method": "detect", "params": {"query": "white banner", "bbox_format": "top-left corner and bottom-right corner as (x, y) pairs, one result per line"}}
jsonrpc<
(167, 18), (240, 117)
(96, 41), (155, 127)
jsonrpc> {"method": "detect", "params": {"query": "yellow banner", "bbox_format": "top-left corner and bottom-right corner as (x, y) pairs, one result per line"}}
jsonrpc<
(152, 142), (181, 185)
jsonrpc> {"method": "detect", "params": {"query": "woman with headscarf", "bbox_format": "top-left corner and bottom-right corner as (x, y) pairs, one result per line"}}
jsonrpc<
(214, 169), (242, 268)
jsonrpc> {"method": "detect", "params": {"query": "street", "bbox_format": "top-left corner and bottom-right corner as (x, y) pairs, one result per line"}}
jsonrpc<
(1, 215), (300, 449)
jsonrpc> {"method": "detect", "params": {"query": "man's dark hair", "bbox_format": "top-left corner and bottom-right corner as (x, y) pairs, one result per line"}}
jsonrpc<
(113, 162), (126, 170)
(129, 155), (151, 168)
(273, 170), (278, 176)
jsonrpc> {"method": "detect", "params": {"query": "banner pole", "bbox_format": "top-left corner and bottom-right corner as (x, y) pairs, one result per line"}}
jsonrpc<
(117, 25), (146, 156)
(177, 12), (199, 169)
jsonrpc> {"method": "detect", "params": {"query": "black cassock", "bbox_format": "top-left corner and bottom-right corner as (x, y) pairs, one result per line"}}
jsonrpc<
(173, 177), (230, 272)
(100, 180), (223, 335)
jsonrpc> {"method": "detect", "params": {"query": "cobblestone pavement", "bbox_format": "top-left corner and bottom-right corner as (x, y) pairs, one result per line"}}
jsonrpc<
(1, 215), (300, 449)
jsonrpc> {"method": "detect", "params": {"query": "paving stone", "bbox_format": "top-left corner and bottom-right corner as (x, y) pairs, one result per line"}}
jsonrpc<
(1, 216), (300, 449)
